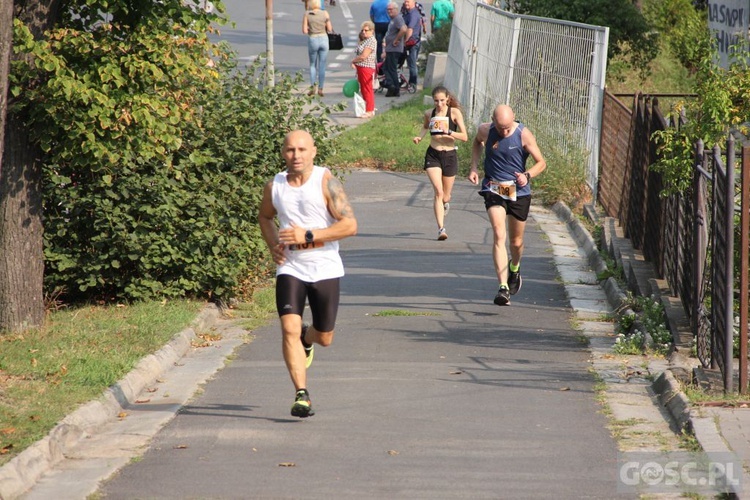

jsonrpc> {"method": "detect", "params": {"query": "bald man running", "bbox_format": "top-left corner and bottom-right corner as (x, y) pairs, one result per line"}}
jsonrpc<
(469, 105), (546, 306)
(259, 130), (358, 417)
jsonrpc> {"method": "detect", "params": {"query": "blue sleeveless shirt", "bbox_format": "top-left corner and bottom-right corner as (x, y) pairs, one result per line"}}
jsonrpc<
(481, 122), (531, 197)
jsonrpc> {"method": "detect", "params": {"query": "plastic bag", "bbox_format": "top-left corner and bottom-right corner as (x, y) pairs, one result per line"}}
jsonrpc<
(353, 92), (366, 118)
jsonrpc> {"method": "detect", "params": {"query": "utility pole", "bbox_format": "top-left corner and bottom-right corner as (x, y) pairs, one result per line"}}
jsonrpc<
(265, 0), (275, 87)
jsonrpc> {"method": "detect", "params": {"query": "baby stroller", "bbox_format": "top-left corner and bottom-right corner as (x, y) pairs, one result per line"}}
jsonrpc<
(375, 61), (416, 94)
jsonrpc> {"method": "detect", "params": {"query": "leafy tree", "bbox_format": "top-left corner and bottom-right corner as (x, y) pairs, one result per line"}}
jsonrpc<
(509, 0), (659, 78)
(9, 1), (342, 306)
(642, 0), (711, 74)
(4, 0), (224, 332)
(1, 0), (65, 334)
(652, 45), (750, 194)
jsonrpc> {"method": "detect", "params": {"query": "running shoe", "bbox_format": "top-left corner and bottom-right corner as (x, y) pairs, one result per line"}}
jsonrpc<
(443, 202), (450, 216)
(301, 324), (314, 369)
(291, 389), (315, 418)
(438, 227), (448, 241)
(494, 286), (510, 306)
(508, 270), (522, 295)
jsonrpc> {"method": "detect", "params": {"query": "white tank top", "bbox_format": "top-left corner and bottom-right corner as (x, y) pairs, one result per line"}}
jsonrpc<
(272, 166), (344, 282)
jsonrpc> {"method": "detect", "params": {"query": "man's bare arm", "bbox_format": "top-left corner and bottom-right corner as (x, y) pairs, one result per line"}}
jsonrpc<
(522, 128), (546, 178)
(317, 173), (357, 241)
(259, 181), (286, 265)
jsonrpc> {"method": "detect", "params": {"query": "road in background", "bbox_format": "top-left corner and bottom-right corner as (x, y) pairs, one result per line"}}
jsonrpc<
(217, 0), (434, 87)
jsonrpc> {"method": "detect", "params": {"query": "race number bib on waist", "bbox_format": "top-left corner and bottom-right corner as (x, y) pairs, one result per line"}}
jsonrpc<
(488, 180), (517, 201)
(289, 241), (324, 251)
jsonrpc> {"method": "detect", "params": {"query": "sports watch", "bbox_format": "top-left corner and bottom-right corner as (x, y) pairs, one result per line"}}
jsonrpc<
(305, 230), (314, 244)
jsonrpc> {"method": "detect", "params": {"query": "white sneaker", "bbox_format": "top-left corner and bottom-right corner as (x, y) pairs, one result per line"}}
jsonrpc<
(437, 227), (448, 241)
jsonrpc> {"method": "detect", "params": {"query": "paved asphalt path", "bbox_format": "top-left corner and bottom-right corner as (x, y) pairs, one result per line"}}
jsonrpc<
(97, 171), (631, 499)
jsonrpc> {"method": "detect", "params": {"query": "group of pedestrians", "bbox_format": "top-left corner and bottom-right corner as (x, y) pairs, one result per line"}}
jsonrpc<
(374, 0), (422, 97)
(302, 0), (435, 110)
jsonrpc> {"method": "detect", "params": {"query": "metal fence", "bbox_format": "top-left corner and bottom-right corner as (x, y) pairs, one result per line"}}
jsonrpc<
(444, 0), (609, 198)
(694, 137), (748, 393)
(598, 91), (750, 393)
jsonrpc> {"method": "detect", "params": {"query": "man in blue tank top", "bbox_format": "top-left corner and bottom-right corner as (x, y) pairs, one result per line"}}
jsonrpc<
(468, 105), (546, 306)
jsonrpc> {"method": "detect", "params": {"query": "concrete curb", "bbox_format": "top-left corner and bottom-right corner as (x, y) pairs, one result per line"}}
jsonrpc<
(0, 304), (220, 500)
(551, 201), (609, 278)
(565, 203), (745, 495)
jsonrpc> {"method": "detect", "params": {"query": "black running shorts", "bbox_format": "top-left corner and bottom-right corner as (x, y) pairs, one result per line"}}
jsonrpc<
(275, 274), (340, 332)
(423, 146), (458, 177)
(482, 192), (532, 222)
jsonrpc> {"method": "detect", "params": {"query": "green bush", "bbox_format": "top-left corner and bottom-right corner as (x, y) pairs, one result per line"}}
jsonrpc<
(22, 18), (341, 302)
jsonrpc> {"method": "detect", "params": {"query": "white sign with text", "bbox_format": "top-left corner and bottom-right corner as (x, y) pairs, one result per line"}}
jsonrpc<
(707, 0), (749, 68)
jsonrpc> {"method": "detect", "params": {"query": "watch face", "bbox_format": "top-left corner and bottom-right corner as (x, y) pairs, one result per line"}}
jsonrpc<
(305, 230), (314, 243)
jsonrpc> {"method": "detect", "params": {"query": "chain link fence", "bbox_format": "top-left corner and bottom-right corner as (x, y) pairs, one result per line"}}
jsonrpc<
(444, 1), (608, 197)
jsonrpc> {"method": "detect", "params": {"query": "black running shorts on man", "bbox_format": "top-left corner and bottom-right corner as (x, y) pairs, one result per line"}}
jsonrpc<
(423, 146), (458, 177)
(276, 275), (340, 332)
(482, 192), (531, 222)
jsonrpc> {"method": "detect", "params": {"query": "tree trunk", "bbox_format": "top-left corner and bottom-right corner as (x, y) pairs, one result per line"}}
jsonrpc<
(0, 117), (45, 332)
(0, 0), (62, 333)
(0, 0), (12, 176)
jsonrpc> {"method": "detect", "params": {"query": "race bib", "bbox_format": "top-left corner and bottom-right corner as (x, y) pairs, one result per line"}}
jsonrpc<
(429, 116), (449, 135)
(488, 180), (517, 201)
(288, 241), (324, 251)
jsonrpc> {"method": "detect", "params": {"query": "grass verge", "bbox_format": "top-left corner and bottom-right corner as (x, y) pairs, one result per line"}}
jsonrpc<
(0, 300), (203, 466)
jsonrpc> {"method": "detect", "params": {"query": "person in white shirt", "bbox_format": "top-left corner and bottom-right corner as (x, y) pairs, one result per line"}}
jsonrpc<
(259, 130), (357, 418)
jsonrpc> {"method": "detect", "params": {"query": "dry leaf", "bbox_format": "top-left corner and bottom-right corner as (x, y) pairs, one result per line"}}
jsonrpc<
(118, 412), (128, 419)
(1, 444), (13, 454)
(135, 399), (151, 404)
(0, 428), (15, 435)
(278, 462), (296, 467)
(449, 371), (463, 375)
(200, 332), (223, 342)
(559, 386), (570, 391)
(147, 388), (158, 393)
(387, 450), (399, 456)
(174, 444), (188, 449)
